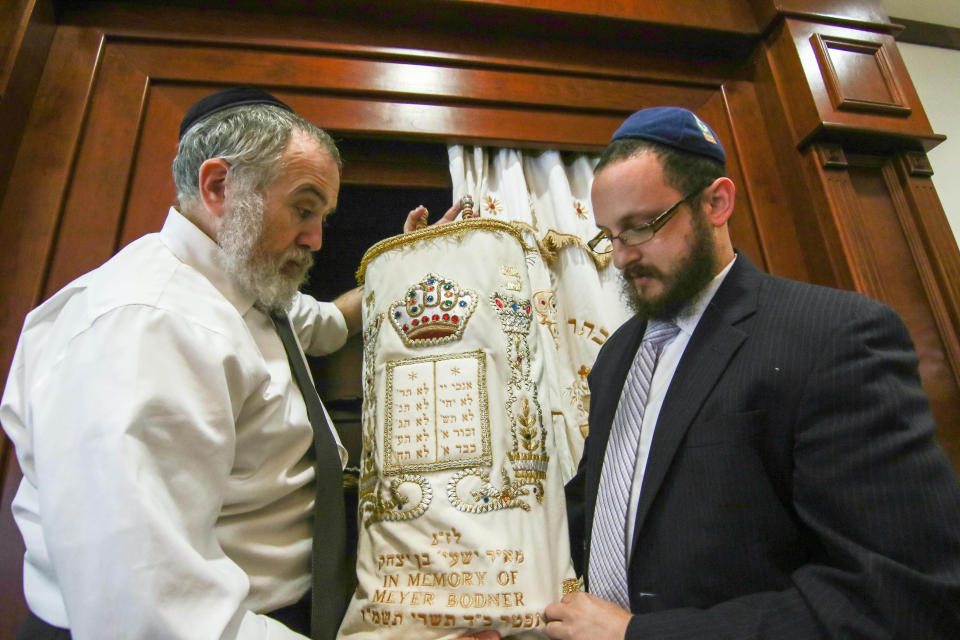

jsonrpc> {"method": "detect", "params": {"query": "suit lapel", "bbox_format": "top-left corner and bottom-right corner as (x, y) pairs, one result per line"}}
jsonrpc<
(630, 256), (760, 543)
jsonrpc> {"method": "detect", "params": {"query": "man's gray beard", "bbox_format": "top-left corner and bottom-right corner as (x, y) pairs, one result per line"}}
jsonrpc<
(216, 188), (313, 313)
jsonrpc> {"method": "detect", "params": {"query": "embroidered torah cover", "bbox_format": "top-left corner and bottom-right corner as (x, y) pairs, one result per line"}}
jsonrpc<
(339, 219), (577, 639)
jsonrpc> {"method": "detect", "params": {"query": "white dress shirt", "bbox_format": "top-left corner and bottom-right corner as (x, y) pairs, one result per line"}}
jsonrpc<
(1, 208), (348, 639)
(624, 256), (736, 558)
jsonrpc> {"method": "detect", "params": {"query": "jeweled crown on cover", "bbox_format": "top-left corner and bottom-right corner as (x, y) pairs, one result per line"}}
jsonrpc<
(389, 273), (477, 344)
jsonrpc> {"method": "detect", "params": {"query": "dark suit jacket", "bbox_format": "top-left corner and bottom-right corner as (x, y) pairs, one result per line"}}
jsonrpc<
(566, 254), (960, 639)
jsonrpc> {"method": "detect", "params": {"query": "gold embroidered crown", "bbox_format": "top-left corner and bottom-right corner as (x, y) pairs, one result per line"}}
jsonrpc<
(389, 273), (477, 345)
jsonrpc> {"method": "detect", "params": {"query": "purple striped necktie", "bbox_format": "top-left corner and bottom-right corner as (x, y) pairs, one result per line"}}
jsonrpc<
(588, 319), (680, 608)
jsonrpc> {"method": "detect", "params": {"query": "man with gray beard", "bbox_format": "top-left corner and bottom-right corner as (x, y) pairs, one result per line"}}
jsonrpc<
(2, 87), (365, 640)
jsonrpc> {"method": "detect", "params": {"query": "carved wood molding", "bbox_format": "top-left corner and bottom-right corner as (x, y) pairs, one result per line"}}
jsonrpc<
(815, 141), (849, 168)
(767, 19), (935, 151)
(750, 0), (899, 34)
(803, 143), (960, 440)
(818, 166), (887, 299)
(60, 4), (744, 87)
(890, 155), (960, 388)
(892, 16), (960, 51)
(809, 32), (910, 116)
(901, 150), (933, 177)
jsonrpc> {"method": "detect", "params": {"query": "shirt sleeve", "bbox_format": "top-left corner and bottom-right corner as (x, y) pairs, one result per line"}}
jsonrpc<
(28, 305), (309, 640)
(287, 293), (348, 356)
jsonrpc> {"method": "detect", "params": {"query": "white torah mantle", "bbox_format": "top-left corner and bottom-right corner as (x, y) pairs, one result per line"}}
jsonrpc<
(338, 219), (578, 640)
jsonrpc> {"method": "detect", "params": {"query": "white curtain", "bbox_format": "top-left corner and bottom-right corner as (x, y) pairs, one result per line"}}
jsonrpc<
(448, 145), (632, 480)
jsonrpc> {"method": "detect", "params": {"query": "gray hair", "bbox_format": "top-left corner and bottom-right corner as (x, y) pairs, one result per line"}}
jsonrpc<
(172, 104), (341, 212)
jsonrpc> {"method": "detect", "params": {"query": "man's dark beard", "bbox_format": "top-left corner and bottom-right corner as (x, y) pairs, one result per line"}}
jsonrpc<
(620, 211), (716, 320)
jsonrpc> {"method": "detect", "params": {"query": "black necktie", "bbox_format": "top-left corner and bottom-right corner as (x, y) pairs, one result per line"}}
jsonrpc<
(270, 311), (350, 640)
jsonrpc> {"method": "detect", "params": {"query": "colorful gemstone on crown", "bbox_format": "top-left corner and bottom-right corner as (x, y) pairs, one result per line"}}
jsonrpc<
(390, 272), (477, 346)
(490, 292), (533, 334)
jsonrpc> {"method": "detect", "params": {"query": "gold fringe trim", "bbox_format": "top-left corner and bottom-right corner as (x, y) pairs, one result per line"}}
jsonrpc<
(355, 218), (531, 285)
(510, 223), (611, 271)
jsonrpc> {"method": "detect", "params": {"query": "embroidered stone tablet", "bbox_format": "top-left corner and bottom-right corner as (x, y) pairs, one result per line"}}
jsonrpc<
(339, 219), (577, 639)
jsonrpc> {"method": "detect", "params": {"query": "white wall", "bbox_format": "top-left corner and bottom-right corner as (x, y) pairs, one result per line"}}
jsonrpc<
(882, 0), (960, 29)
(881, 0), (960, 242)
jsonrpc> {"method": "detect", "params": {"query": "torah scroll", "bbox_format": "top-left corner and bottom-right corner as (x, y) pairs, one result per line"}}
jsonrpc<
(338, 219), (578, 640)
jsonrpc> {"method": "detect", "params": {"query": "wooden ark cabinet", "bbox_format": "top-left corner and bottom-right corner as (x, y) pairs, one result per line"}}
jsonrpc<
(2, 0), (959, 634)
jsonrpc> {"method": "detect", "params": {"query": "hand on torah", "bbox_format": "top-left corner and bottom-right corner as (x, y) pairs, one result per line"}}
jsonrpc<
(544, 592), (632, 640)
(403, 199), (466, 233)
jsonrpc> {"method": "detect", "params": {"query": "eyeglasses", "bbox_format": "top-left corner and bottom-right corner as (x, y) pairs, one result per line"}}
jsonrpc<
(587, 186), (706, 254)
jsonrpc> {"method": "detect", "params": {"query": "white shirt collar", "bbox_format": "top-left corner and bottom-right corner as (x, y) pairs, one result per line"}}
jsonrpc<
(159, 207), (257, 315)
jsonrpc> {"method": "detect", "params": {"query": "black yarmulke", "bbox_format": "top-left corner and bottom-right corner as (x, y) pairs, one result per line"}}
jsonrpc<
(179, 86), (294, 139)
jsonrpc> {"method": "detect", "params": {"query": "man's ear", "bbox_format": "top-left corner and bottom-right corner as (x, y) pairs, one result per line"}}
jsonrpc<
(704, 176), (735, 228)
(198, 158), (231, 220)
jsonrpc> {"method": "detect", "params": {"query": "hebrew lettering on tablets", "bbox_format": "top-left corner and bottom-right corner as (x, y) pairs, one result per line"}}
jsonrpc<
(384, 351), (491, 475)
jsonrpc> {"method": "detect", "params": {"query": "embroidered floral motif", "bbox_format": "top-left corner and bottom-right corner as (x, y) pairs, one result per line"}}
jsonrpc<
(483, 195), (503, 216)
(532, 290), (559, 350)
(447, 467), (531, 514)
(566, 364), (591, 439)
(364, 474), (434, 526)
(573, 200), (589, 219)
(389, 273), (478, 348)
(358, 304), (384, 525)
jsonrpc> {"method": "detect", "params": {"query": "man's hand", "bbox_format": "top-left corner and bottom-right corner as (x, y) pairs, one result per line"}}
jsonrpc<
(403, 200), (462, 233)
(544, 592), (632, 640)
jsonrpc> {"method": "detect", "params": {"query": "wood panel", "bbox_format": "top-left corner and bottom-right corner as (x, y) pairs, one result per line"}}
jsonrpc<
(798, 144), (960, 465)
(0, 25), (105, 400)
(38, 35), (732, 294)
(453, 0), (759, 32)
(59, 2), (748, 85)
(698, 91), (767, 272)
(1, 0), (42, 97)
(0, 25), (105, 635)
(0, 0), (55, 205)
(767, 17), (941, 150)
(748, 0), (894, 31)
(890, 151), (960, 385)
(721, 77), (814, 283)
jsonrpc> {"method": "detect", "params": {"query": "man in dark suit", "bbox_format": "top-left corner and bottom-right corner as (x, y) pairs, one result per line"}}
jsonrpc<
(544, 107), (960, 639)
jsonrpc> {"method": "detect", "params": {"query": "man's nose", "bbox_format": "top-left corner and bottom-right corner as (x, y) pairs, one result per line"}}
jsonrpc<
(611, 237), (640, 271)
(298, 218), (323, 252)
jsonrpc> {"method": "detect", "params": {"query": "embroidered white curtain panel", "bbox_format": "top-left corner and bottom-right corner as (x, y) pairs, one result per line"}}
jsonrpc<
(447, 146), (632, 478)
